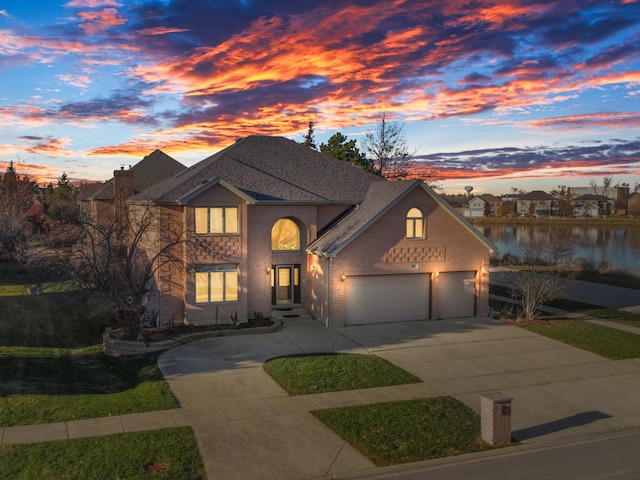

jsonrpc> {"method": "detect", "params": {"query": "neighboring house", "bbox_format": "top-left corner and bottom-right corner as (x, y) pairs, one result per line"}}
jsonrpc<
(567, 186), (629, 214)
(463, 194), (502, 217)
(516, 191), (557, 217)
(572, 194), (612, 217)
(629, 192), (640, 215)
(120, 136), (495, 327)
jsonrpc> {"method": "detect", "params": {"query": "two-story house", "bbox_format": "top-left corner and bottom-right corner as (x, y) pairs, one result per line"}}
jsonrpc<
(117, 136), (495, 327)
(516, 191), (557, 217)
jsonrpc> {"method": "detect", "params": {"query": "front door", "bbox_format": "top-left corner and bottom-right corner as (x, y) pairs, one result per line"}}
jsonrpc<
(272, 265), (300, 305)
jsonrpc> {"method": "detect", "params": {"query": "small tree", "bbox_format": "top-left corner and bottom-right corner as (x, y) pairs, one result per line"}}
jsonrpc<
(51, 202), (195, 337)
(0, 161), (45, 263)
(361, 114), (414, 180)
(502, 251), (571, 321)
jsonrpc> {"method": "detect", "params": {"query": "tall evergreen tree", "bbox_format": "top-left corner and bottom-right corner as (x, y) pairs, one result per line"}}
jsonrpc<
(302, 121), (317, 150)
(320, 132), (374, 172)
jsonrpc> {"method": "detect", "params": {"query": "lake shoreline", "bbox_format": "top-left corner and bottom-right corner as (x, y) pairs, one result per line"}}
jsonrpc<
(468, 216), (640, 227)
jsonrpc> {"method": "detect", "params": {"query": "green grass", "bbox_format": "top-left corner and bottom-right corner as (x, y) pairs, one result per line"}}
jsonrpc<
(0, 262), (117, 348)
(312, 397), (491, 466)
(263, 353), (421, 395)
(518, 319), (640, 360)
(0, 346), (177, 426)
(0, 427), (206, 479)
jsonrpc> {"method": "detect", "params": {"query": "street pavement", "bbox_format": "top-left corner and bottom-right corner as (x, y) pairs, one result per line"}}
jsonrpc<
(2, 278), (640, 479)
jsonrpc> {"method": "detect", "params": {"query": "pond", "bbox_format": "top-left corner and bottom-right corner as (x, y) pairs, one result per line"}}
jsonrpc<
(476, 223), (640, 271)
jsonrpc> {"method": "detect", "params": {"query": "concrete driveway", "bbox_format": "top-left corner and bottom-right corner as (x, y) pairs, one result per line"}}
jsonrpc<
(158, 311), (640, 480)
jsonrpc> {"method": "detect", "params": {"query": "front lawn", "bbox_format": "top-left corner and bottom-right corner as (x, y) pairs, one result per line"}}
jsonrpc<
(263, 353), (420, 395)
(517, 319), (640, 360)
(0, 346), (176, 426)
(312, 397), (492, 466)
(0, 427), (206, 480)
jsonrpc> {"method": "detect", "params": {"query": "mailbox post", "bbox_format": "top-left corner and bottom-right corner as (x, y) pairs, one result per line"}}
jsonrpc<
(480, 392), (512, 447)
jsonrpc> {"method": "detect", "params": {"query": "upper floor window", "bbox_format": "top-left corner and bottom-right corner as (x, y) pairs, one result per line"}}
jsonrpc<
(195, 207), (238, 234)
(272, 218), (300, 250)
(195, 264), (238, 303)
(406, 207), (424, 239)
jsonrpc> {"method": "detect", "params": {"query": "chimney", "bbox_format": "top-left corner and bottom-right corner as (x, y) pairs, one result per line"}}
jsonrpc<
(113, 167), (134, 220)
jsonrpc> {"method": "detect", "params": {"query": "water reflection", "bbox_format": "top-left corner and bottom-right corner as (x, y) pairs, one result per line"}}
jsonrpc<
(479, 224), (640, 270)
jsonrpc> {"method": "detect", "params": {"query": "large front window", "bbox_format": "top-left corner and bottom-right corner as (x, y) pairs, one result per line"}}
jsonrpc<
(195, 265), (238, 303)
(271, 218), (300, 250)
(195, 207), (238, 234)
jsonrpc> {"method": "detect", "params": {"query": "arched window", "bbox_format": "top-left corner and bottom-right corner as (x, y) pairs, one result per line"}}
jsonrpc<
(272, 218), (300, 250)
(406, 208), (424, 239)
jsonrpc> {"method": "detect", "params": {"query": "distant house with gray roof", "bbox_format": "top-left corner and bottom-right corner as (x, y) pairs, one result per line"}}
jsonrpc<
(114, 136), (495, 327)
(516, 190), (557, 217)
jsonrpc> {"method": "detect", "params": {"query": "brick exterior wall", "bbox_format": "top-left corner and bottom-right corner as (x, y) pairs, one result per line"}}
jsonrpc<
(308, 188), (491, 326)
(137, 183), (490, 328)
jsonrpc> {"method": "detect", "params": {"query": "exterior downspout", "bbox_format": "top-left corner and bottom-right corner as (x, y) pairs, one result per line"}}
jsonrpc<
(325, 256), (330, 327)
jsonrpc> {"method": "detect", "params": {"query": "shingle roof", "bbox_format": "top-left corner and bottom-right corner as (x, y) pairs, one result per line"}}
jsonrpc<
(574, 194), (611, 202)
(130, 136), (384, 205)
(92, 150), (187, 200)
(519, 190), (554, 201)
(308, 180), (498, 258)
(479, 194), (502, 203)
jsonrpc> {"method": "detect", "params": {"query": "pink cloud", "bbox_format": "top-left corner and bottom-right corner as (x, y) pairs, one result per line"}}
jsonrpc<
(77, 8), (126, 35)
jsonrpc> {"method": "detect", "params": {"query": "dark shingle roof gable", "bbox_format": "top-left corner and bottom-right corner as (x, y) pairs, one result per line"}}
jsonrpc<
(92, 150), (186, 200)
(308, 180), (498, 258)
(131, 136), (384, 205)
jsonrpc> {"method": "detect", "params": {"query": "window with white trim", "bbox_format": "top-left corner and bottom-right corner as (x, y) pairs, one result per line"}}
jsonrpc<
(406, 207), (424, 239)
(195, 207), (238, 234)
(195, 265), (238, 303)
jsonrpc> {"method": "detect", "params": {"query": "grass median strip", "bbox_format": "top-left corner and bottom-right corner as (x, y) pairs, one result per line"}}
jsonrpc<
(517, 319), (640, 360)
(263, 353), (421, 395)
(0, 427), (206, 480)
(312, 397), (492, 466)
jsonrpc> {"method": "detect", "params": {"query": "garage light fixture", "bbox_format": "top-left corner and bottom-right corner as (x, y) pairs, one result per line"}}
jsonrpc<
(341, 273), (346, 281)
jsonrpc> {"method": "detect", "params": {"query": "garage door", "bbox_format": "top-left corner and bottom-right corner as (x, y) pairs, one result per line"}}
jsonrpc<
(437, 271), (476, 318)
(346, 274), (429, 325)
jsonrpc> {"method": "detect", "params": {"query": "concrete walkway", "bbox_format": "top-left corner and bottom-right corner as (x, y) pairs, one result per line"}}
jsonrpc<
(4, 308), (640, 480)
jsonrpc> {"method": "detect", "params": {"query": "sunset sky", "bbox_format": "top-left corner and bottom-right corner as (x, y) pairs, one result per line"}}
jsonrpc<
(1, 0), (639, 194)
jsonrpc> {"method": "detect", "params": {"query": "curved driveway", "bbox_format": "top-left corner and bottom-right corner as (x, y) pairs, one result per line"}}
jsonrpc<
(158, 310), (640, 480)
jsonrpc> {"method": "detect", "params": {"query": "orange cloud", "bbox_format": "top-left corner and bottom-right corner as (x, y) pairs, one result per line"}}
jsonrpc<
(77, 8), (126, 34)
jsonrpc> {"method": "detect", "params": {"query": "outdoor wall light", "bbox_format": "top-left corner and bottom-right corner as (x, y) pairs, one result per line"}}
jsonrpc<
(341, 273), (346, 281)
(266, 267), (271, 274)
(310, 265), (316, 273)
(433, 270), (440, 278)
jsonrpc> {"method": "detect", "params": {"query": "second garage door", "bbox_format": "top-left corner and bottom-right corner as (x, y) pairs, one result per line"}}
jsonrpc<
(436, 271), (476, 318)
(346, 274), (430, 325)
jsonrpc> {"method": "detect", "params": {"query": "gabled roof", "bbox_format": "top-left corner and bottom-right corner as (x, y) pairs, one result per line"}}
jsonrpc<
(131, 136), (384, 205)
(92, 150), (186, 201)
(479, 193), (502, 203)
(307, 180), (497, 258)
(519, 190), (554, 201)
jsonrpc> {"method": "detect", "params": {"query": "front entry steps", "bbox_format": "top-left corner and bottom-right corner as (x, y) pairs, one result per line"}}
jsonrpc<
(271, 306), (311, 321)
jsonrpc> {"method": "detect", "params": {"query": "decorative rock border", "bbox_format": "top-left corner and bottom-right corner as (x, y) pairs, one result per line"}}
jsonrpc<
(103, 320), (283, 356)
